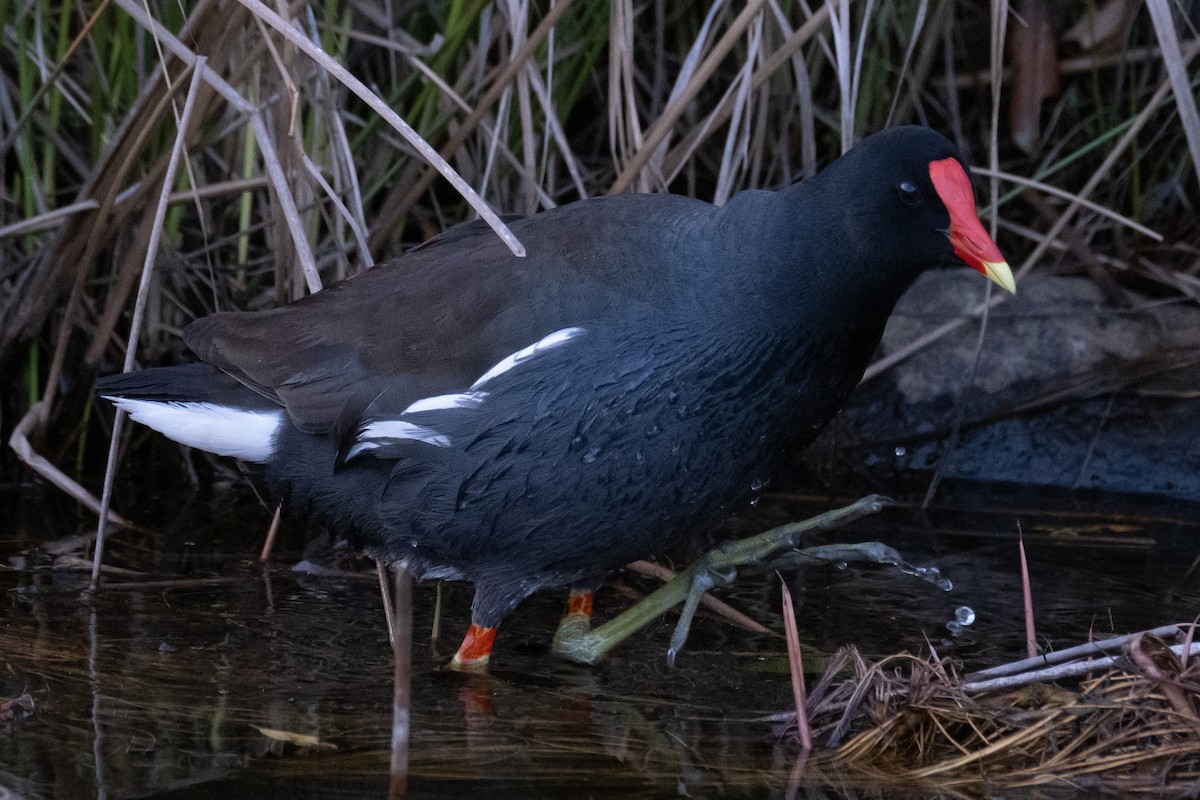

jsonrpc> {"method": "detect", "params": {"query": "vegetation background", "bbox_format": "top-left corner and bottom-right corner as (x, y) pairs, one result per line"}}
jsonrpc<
(1, 0), (1197, 509)
(2, 4), (1199, 792)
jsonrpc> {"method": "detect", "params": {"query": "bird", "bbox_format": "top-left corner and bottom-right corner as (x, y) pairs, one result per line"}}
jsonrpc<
(98, 126), (1013, 669)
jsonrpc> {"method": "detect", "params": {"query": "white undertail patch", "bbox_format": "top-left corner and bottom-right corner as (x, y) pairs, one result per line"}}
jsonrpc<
(104, 397), (282, 462)
(471, 327), (585, 389)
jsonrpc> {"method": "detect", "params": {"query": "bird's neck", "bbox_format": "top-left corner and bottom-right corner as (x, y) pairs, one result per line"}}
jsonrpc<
(703, 181), (914, 351)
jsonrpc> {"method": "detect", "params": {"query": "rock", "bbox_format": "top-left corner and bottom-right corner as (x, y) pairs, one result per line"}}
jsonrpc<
(817, 271), (1200, 502)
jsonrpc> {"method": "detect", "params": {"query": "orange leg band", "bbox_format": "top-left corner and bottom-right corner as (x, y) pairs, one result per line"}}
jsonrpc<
(567, 590), (593, 619)
(451, 623), (497, 667)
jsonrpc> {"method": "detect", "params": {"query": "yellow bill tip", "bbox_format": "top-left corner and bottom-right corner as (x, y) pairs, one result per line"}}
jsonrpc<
(983, 260), (1016, 294)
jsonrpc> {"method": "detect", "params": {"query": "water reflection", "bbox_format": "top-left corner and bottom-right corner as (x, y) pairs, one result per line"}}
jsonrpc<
(2, 482), (1199, 798)
(2, 564), (791, 798)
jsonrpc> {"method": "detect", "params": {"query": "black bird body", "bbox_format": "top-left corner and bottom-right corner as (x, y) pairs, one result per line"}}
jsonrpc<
(99, 127), (1013, 665)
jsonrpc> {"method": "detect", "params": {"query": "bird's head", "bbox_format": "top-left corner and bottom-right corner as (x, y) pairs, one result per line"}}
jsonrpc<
(833, 126), (1015, 294)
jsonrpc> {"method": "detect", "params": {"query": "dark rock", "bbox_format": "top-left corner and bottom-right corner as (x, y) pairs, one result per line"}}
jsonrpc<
(818, 271), (1200, 502)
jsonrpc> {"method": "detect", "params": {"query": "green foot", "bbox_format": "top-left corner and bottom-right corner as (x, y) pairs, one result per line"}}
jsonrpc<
(550, 613), (593, 661)
(552, 494), (894, 666)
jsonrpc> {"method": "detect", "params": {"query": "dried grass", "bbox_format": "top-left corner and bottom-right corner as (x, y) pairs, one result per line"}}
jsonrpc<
(780, 629), (1200, 796)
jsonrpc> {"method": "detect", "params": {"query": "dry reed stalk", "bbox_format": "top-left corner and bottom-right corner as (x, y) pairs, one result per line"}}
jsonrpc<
(1145, 0), (1200, 189)
(8, 402), (128, 527)
(1018, 527), (1037, 660)
(827, 0), (853, 153)
(239, 0), (523, 256)
(369, 0), (575, 250)
(661, 7), (833, 184)
(92, 58), (209, 590)
(973, 166), (1163, 240)
(780, 577), (813, 751)
(884, 0), (928, 126)
(608, 0), (643, 189)
(609, 0), (772, 193)
(0, 201), (100, 239)
(712, 16), (762, 205)
(397, 53), (560, 208)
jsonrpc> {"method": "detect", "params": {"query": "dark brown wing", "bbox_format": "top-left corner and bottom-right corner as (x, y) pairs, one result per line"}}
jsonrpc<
(183, 193), (715, 433)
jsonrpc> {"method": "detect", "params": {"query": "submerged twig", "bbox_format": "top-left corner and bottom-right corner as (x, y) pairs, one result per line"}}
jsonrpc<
(965, 624), (1186, 681)
(626, 559), (771, 635)
(963, 640), (1200, 693)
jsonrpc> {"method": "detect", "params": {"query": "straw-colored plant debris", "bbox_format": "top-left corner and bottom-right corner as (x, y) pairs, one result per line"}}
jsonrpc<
(780, 627), (1200, 795)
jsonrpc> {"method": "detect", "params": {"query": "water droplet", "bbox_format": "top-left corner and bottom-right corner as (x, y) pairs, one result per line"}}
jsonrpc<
(582, 446), (602, 464)
(667, 389), (679, 405)
(749, 496), (760, 507)
(954, 606), (975, 626)
(834, 561), (848, 571)
(945, 621), (962, 636)
(915, 565), (953, 592)
(645, 424), (660, 439)
(675, 405), (689, 420)
(750, 478), (764, 492)
(635, 450), (645, 465)
(570, 435), (585, 450)
(893, 560), (954, 592)
(894, 446), (907, 457)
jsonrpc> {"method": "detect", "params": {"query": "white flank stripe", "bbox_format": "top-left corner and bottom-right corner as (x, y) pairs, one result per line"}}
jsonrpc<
(349, 419), (451, 462)
(345, 441), (380, 459)
(470, 326), (585, 389)
(104, 397), (282, 462)
(402, 391), (486, 414)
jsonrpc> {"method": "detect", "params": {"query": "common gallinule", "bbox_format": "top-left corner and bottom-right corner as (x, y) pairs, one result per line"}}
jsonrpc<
(98, 126), (1013, 669)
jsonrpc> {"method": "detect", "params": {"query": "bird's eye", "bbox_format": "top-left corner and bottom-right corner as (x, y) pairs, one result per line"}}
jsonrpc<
(897, 181), (921, 205)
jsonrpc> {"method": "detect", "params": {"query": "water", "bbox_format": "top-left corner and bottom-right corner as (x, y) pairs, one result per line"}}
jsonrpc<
(2, 474), (1199, 798)
(946, 605), (976, 636)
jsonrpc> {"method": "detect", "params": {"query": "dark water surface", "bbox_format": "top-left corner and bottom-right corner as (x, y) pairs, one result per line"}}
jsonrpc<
(2, 474), (1198, 799)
